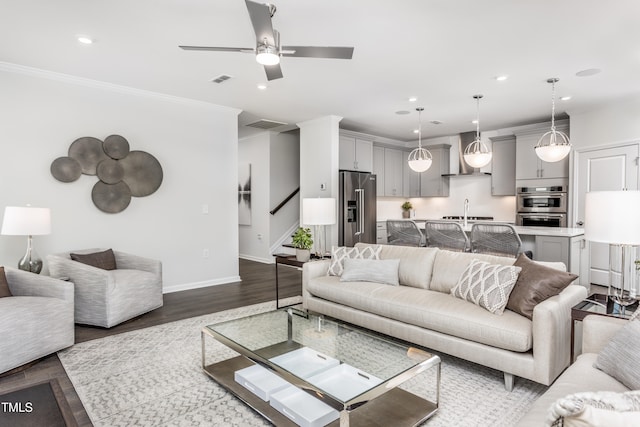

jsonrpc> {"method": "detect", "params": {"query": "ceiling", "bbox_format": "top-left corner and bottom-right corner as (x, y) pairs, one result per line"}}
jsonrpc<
(2, 0), (640, 142)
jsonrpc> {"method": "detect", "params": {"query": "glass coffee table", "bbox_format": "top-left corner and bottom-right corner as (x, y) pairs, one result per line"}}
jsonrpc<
(202, 308), (441, 427)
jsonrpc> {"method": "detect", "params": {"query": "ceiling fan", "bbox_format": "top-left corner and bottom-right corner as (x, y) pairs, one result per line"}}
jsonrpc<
(179, 0), (354, 81)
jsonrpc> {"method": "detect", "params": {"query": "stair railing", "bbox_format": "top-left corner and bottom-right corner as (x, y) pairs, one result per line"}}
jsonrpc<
(270, 187), (300, 215)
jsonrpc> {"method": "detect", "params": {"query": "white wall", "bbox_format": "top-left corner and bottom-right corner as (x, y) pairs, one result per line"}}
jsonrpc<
(269, 132), (300, 251)
(570, 96), (640, 148)
(0, 64), (241, 292)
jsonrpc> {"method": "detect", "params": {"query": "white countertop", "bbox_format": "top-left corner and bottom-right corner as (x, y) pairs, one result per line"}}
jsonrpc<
(378, 219), (584, 238)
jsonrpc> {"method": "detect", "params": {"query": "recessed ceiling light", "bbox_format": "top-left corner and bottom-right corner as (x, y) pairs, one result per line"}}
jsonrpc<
(413, 129), (419, 134)
(77, 36), (93, 45)
(471, 120), (479, 124)
(576, 68), (601, 77)
(560, 96), (572, 101)
(257, 84), (267, 90)
(408, 97), (417, 102)
(395, 110), (410, 115)
(495, 75), (509, 81)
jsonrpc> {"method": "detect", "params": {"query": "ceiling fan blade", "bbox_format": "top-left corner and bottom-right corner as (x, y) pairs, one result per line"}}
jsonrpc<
(245, 0), (276, 46)
(179, 46), (254, 53)
(264, 64), (283, 81)
(281, 46), (354, 59)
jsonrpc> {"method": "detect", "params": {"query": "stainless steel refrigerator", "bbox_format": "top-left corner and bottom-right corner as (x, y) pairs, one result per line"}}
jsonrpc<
(338, 171), (377, 246)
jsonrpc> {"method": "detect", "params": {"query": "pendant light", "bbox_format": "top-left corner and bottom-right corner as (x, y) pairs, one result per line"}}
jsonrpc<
(463, 94), (492, 168)
(408, 107), (433, 172)
(535, 78), (571, 162)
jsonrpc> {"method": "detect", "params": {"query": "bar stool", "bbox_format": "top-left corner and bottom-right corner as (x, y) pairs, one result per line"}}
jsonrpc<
(470, 223), (523, 258)
(425, 221), (470, 252)
(386, 220), (426, 247)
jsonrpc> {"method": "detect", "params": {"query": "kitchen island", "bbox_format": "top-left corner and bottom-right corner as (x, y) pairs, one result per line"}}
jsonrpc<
(377, 220), (588, 287)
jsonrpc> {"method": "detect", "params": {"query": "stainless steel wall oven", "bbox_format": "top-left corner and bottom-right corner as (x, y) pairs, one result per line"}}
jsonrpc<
(516, 186), (568, 227)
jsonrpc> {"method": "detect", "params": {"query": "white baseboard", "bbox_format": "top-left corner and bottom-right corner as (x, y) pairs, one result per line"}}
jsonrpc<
(162, 275), (242, 294)
(239, 254), (274, 264)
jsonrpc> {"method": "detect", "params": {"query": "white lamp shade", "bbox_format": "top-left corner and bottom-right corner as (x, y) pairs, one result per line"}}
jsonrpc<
(302, 198), (336, 225)
(463, 152), (492, 168)
(584, 191), (640, 245)
(1, 206), (51, 236)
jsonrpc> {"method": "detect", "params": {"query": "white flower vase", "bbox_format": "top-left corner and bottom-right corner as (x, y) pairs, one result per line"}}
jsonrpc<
(296, 249), (311, 262)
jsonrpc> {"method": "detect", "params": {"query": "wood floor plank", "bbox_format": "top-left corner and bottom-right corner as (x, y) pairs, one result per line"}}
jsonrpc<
(0, 258), (301, 427)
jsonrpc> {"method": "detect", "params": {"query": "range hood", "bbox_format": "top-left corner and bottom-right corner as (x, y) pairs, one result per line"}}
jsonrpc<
(442, 131), (491, 177)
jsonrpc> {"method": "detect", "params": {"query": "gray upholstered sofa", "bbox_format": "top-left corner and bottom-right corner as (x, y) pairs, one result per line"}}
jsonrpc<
(517, 315), (632, 426)
(0, 267), (75, 374)
(47, 249), (163, 328)
(302, 243), (588, 389)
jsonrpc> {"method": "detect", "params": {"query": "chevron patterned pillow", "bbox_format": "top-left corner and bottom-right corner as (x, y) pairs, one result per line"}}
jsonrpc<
(451, 259), (522, 315)
(327, 245), (381, 276)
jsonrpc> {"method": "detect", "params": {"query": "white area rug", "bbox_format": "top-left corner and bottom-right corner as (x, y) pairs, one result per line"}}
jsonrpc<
(58, 298), (547, 426)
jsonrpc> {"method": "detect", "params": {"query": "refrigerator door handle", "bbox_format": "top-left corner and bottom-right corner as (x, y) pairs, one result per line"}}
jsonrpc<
(354, 189), (363, 235)
(359, 189), (365, 235)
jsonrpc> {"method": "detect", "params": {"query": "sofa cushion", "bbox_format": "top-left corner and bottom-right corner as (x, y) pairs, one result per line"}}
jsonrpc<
(355, 243), (438, 289)
(547, 390), (640, 427)
(451, 259), (521, 315)
(306, 275), (533, 352)
(0, 267), (11, 298)
(328, 245), (381, 276)
(340, 258), (400, 286)
(595, 318), (640, 390)
(70, 248), (117, 270)
(430, 250), (516, 294)
(506, 253), (578, 319)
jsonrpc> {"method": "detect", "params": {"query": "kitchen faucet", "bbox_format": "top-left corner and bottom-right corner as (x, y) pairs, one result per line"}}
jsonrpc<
(463, 198), (469, 227)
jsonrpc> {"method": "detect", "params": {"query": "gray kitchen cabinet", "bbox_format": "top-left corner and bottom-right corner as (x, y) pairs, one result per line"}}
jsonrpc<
(376, 221), (388, 244)
(535, 234), (586, 284)
(339, 135), (373, 172)
(372, 145), (385, 196)
(490, 135), (516, 196)
(403, 151), (421, 197)
(515, 121), (569, 180)
(420, 144), (451, 197)
(384, 148), (404, 197)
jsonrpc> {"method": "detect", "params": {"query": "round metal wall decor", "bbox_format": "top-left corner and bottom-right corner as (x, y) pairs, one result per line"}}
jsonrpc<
(51, 134), (163, 213)
(96, 159), (125, 184)
(50, 156), (82, 182)
(68, 137), (109, 175)
(120, 151), (163, 197)
(103, 135), (130, 160)
(91, 181), (132, 213)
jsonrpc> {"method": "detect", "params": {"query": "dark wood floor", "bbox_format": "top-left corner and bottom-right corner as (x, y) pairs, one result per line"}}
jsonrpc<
(0, 258), (302, 427)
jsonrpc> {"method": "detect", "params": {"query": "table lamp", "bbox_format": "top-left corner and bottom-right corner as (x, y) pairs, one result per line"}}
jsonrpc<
(1, 206), (51, 274)
(302, 198), (336, 259)
(584, 191), (640, 308)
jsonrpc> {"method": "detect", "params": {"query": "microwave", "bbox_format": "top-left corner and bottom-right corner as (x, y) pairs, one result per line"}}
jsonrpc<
(516, 186), (567, 213)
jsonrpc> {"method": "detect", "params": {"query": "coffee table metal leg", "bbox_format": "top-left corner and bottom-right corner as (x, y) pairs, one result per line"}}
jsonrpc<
(275, 260), (280, 309)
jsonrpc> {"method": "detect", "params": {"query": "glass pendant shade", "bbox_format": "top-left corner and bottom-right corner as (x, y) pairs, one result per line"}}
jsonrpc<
(535, 78), (571, 162)
(408, 107), (433, 172)
(256, 45), (280, 65)
(464, 94), (491, 168)
(408, 148), (433, 172)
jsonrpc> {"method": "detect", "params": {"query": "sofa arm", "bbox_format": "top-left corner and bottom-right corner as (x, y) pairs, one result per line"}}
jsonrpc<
(531, 284), (588, 384)
(582, 315), (627, 354)
(114, 251), (162, 276)
(47, 254), (111, 287)
(302, 259), (331, 300)
(5, 267), (74, 302)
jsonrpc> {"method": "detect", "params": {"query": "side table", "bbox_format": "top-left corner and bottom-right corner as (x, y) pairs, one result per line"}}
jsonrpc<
(273, 255), (330, 309)
(570, 293), (638, 361)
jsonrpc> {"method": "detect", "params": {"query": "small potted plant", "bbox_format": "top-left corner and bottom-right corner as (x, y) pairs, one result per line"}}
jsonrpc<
(292, 227), (313, 262)
(401, 201), (413, 218)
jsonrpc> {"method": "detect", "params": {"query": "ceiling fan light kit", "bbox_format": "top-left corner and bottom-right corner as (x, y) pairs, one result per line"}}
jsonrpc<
(535, 78), (572, 162)
(179, 0), (354, 81)
(408, 107), (433, 173)
(463, 94), (492, 168)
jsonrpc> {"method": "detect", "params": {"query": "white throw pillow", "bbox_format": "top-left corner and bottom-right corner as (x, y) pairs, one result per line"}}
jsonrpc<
(340, 258), (400, 286)
(546, 390), (640, 427)
(327, 245), (381, 276)
(451, 259), (521, 315)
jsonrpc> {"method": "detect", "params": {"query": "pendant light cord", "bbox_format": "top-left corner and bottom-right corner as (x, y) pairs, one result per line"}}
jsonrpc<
(550, 79), (557, 131)
(475, 96), (481, 139)
(417, 107), (424, 149)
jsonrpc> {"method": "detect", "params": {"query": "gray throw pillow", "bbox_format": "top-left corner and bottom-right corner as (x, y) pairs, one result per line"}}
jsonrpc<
(451, 259), (521, 315)
(340, 258), (400, 286)
(70, 249), (117, 270)
(506, 253), (578, 319)
(594, 319), (640, 390)
(327, 245), (381, 276)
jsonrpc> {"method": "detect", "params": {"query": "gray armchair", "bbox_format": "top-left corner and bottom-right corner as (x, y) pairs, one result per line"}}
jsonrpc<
(47, 249), (163, 328)
(0, 267), (74, 374)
